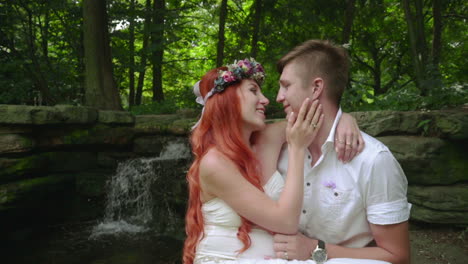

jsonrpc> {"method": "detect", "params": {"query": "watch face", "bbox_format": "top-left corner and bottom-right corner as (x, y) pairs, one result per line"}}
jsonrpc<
(313, 249), (327, 262)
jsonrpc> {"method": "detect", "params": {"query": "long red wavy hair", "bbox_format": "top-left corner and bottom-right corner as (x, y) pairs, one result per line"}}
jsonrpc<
(182, 67), (264, 264)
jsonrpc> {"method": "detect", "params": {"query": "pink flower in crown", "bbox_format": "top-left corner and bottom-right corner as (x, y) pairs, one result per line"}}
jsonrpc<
(237, 59), (254, 75)
(221, 71), (236, 83)
(255, 63), (265, 74)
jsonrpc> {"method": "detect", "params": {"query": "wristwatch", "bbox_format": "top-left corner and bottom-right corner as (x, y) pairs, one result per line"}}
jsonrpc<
(311, 239), (327, 264)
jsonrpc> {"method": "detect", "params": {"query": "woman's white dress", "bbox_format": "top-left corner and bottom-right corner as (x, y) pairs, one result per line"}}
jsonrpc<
(194, 171), (389, 264)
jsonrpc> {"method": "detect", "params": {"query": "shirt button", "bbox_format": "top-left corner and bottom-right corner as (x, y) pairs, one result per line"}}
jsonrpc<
(306, 182), (310, 186)
(334, 192), (339, 196)
(308, 155), (311, 159)
(302, 210), (307, 214)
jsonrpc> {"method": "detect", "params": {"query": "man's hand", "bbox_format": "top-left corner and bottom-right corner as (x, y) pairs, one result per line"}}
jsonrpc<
(273, 232), (316, 261)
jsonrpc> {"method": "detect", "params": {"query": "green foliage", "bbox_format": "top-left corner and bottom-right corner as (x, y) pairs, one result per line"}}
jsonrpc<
(0, 0), (466, 111)
(129, 99), (179, 115)
(417, 119), (432, 136)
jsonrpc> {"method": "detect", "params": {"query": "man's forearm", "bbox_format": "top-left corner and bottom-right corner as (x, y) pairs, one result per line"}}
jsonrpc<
(326, 243), (409, 264)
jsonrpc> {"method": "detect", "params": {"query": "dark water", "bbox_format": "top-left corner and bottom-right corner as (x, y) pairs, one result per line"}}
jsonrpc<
(2, 141), (190, 264)
(2, 220), (183, 264)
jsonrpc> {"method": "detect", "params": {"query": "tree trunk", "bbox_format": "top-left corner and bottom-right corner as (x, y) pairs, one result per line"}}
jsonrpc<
(136, 0), (152, 106)
(342, 0), (356, 44)
(151, 0), (165, 102)
(82, 0), (122, 110)
(372, 49), (383, 95)
(216, 0), (228, 67)
(128, 0), (136, 107)
(432, 0), (442, 68)
(401, 0), (428, 96)
(250, 0), (262, 58)
(24, 5), (54, 105)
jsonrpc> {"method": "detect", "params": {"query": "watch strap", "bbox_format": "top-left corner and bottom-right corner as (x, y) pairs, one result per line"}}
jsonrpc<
(318, 239), (325, 249)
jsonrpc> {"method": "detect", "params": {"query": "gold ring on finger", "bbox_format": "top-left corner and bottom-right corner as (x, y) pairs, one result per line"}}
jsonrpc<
(312, 123), (317, 128)
(346, 142), (351, 145)
(284, 251), (289, 260)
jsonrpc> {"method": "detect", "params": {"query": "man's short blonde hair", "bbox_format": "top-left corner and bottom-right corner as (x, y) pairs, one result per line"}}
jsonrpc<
(277, 40), (350, 105)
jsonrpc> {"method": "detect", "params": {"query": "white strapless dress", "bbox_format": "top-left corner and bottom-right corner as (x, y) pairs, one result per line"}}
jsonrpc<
(194, 171), (389, 264)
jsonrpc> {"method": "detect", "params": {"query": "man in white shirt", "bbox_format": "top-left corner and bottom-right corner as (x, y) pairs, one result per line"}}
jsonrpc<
(272, 40), (411, 264)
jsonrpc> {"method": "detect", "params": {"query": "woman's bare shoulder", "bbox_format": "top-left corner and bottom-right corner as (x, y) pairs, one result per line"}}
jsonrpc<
(258, 120), (287, 143)
(199, 148), (238, 181)
(201, 149), (230, 171)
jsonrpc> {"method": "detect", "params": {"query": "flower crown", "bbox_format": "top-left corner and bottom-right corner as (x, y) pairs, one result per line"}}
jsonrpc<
(212, 58), (266, 96)
(191, 58), (266, 129)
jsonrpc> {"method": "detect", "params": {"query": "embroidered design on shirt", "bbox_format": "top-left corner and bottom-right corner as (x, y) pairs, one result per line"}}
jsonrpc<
(323, 180), (336, 190)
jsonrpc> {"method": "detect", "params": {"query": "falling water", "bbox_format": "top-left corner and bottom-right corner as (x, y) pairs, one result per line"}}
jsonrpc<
(90, 139), (190, 239)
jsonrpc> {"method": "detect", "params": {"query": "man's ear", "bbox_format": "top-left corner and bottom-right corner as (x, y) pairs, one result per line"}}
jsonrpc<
(311, 77), (324, 100)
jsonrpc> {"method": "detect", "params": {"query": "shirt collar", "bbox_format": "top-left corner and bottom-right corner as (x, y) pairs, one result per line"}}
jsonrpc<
(324, 107), (342, 146)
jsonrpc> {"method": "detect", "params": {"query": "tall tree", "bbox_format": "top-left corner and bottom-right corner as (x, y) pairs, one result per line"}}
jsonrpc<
(22, 2), (55, 105)
(401, 0), (429, 95)
(342, 0), (356, 44)
(432, 0), (442, 69)
(136, 0), (152, 106)
(151, 0), (165, 102)
(82, 0), (122, 110)
(216, 0), (228, 67)
(251, 0), (263, 58)
(128, 0), (136, 107)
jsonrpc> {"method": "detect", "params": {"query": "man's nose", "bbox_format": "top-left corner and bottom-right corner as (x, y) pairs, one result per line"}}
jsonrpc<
(276, 88), (285, 103)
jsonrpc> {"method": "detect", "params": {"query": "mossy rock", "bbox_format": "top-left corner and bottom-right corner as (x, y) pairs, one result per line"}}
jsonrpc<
(134, 114), (195, 135)
(378, 136), (468, 185)
(0, 126), (33, 134)
(75, 170), (112, 197)
(44, 152), (98, 172)
(134, 135), (190, 156)
(0, 152), (97, 183)
(408, 184), (468, 211)
(134, 136), (165, 155)
(53, 105), (98, 124)
(0, 174), (74, 210)
(0, 134), (35, 154)
(0, 105), (98, 125)
(97, 152), (140, 169)
(351, 111), (402, 136)
(434, 111), (468, 140)
(91, 124), (135, 146)
(98, 110), (135, 125)
(150, 158), (190, 237)
(0, 155), (49, 183)
(351, 110), (468, 138)
(37, 124), (135, 148)
(410, 204), (468, 225)
(0, 105), (58, 124)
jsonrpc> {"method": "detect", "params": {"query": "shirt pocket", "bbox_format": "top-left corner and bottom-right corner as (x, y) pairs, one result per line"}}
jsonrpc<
(317, 187), (356, 233)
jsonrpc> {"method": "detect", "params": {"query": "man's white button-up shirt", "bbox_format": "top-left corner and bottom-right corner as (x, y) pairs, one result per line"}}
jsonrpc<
(277, 108), (411, 247)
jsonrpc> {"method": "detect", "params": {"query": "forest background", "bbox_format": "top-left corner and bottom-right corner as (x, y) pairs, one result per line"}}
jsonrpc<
(1, 0), (466, 115)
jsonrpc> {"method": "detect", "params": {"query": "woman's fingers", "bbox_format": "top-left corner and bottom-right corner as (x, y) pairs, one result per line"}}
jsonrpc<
(295, 98), (311, 127)
(310, 104), (322, 130)
(343, 133), (353, 162)
(304, 99), (319, 124)
(357, 128), (365, 153)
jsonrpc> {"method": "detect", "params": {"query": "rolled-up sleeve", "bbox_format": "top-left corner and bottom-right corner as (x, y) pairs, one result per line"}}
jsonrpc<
(364, 151), (412, 225)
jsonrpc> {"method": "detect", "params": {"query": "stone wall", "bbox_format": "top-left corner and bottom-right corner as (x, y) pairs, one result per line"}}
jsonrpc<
(0, 105), (467, 233)
(351, 110), (468, 225)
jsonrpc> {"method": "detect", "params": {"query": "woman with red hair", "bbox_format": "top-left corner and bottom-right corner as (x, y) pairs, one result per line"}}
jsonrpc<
(183, 59), (382, 264)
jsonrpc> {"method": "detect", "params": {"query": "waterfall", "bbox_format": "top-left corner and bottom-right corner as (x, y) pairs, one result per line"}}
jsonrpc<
(90, 139), (190, 238)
